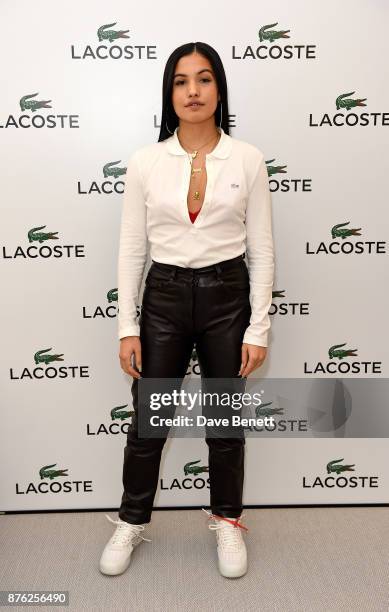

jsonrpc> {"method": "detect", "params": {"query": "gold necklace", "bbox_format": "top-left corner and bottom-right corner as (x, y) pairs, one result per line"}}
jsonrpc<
(178, 130), (221, 200)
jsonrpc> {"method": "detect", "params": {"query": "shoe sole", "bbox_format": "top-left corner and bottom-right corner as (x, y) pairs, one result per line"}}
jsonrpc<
(99, 560), (131, 576)
(218, 559), (248, 578)
(99, 544), (140, 576)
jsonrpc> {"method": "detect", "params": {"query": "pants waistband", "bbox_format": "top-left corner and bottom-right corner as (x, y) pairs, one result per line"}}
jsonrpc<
(151, 253), (245, 278)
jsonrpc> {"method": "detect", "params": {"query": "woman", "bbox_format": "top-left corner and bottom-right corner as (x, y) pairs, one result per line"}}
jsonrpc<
(100, 41), (275, 579)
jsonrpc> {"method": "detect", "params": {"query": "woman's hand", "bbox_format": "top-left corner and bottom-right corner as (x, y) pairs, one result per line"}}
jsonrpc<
(239, 343), (267, 377)
(119, 336), (142, 379)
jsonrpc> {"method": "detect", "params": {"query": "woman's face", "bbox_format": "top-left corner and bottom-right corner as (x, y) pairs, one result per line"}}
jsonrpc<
(171, 52), (220, 125)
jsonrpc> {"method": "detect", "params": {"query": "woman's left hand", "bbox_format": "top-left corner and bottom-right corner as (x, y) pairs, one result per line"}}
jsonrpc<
(238, 343), (267, 377)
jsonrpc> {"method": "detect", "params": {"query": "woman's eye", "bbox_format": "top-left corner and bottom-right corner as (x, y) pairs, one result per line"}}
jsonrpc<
(174, 78), (212, 86)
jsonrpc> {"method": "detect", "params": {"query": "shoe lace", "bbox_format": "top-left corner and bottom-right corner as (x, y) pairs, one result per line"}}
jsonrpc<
(105, 514), (152, 544)
(201, 508), (247, 551)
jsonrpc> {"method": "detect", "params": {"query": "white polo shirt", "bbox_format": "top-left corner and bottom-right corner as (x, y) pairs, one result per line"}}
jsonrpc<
(117, 126), (275, 347)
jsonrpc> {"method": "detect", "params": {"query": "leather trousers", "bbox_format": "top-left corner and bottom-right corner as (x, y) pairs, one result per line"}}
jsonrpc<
(118, 253), (251, 524)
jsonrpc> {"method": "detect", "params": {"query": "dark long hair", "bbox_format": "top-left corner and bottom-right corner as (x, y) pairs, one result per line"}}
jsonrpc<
(158, 42), (230, 142)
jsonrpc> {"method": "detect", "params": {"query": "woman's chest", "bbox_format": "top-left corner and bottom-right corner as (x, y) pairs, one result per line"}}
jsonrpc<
(144, 156), (248, 224)
(187, 154), (208, 213)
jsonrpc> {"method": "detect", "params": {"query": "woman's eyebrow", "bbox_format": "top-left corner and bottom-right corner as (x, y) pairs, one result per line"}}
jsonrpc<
(173, 68), (214, 78)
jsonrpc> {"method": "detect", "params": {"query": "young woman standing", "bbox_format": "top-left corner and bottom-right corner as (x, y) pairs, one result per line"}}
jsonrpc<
(100, 42), (275, 579)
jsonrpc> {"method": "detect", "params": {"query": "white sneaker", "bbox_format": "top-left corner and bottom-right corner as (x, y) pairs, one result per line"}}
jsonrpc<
(202, 508), (248, 578)
(99, 514), (152, 575)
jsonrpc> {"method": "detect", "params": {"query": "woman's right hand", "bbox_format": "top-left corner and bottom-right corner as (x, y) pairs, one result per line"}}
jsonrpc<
(119, 336), (142, 379)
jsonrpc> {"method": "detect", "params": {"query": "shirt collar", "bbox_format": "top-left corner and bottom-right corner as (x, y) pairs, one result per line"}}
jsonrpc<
(165, 126), (232, 159)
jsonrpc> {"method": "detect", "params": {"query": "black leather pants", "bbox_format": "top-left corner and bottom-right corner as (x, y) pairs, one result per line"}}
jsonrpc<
(118, 253), (251, 524)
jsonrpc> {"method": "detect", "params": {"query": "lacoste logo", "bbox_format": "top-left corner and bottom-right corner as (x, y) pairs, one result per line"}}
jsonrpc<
(230, 183), (239, 189)
(97, 23), (130, 42)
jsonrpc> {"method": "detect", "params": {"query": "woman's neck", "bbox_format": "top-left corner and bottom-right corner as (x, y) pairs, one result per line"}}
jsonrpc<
(176, 120), (220, 152)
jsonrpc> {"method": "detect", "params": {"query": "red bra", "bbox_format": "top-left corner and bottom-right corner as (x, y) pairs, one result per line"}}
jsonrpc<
(189, 208), (201, 223)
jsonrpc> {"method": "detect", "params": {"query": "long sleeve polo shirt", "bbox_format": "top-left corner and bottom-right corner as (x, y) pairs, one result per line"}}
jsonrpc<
(117, 126), (275, 347)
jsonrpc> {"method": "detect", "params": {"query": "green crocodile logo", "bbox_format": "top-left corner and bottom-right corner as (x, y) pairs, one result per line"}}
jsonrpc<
(107, 288), (118, 303)
(110, 405), (132, 421)
(20, 93), (52, 112)
(39, 464), (69, 480)
(258, 22), (290, 43)
(272, 290), (285, 298)
(328, 343), (358, 360)
(34, 348), (64, 365)
(326, 459), (355, 475)
(255, 401), (284, 417)
(97, 23), (130, 43)
(103, 161), (126, 178)
(266, 159), (287, 176)
(335, 92), (367, 111)
(28, 226), (59, 243)
(183, 460), (209, 476)
(331, 222), (362, 239)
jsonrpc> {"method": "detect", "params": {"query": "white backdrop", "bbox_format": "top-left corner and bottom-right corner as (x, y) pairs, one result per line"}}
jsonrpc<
(1, 0), (388, 513)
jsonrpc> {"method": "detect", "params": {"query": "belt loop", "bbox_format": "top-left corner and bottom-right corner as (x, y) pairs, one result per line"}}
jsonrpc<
(214, 263), (222, 280)
(169, 268), (177, 281)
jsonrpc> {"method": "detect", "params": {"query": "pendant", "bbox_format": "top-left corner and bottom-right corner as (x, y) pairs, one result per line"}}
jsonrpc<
(191, 167), (202, 177)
